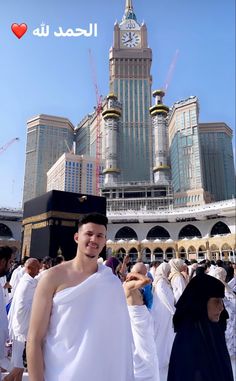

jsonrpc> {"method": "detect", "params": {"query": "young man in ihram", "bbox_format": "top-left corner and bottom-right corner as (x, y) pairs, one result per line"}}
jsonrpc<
(27, 213), (134, 381)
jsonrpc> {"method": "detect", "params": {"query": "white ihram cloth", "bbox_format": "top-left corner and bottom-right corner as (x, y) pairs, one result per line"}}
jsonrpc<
(0, 286), (8, 359)
(8, 273), (38, 368)
(128, 304), (160, 381)
(9, 266), (25, 297)
(0, 286), (10, 380)
(152, 279), (175, 379)
(8, 273), (38, 342)
(43, 264), (134, 381)
(211, 267), (236, 359)
(151, 262), (175, 380)
(0, 276), (10, 306)
(228, 276), (236, 293)
(152, 264), (175, 364)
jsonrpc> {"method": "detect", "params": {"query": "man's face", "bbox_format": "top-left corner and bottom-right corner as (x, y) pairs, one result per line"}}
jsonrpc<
(74, 222), (106, 260)
(0, 254), (14, 277)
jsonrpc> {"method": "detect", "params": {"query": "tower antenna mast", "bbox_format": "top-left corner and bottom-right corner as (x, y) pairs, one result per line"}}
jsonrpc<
(89, 49), (103, 195)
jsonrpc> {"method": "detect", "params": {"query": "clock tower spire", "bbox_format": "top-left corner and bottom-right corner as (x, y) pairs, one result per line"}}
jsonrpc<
(123, 0), (137, 21)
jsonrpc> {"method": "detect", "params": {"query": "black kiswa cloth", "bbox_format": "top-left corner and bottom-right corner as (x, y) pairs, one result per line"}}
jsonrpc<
(167, 273), (234, 381)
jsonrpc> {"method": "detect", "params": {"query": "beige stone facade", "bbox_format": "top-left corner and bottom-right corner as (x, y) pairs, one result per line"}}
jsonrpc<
(107, 233), (236, 262)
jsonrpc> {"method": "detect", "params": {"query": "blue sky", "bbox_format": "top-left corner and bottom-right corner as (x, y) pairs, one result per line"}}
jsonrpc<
(0, 0), (235, 208)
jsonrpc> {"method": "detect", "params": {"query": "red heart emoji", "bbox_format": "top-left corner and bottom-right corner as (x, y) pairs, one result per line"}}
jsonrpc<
(11, 23), (28, 39)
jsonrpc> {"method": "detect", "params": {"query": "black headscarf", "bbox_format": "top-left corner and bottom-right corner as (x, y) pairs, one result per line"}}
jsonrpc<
(173, 272), (226, 332)
(168, 273), (233, 381)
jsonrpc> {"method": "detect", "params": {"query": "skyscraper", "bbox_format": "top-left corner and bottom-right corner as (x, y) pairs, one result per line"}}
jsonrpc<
(47, 153), (97, 195)
(199, 122), (235, 201)
(109, 0), (153, 182)
(167, 98), (236, 206)
(167, 97), (212, 206)
(23, 114), (74, 203)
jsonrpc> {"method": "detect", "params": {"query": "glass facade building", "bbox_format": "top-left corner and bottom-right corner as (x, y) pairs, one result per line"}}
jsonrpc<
(23, 115), (74, 203)
(168, 97), (203, 194)
(199, 123), (235, 201)
(168, 101), (235, 205)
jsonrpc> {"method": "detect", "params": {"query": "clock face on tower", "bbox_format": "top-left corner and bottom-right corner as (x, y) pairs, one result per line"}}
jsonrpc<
(121, 31), (140, 48)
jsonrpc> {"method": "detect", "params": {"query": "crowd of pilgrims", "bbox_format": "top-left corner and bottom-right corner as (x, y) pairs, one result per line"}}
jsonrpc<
(0, 249), (235, 381)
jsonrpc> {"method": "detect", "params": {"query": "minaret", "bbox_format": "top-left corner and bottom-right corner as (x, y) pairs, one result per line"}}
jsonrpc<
(149, 90), (170, 185)
(102, 94), (122, 186)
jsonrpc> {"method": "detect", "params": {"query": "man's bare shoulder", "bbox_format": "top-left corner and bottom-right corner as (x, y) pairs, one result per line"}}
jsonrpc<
(37, 261), (74, 290)
(51, 260), (73, 273)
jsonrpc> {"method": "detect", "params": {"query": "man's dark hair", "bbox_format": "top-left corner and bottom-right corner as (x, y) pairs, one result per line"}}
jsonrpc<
(78, 213), (108, 229)
(42, 256), (52, 265)
(216, 259), (224, 268)
(150, 261), (157, 267)
(150, 260), (161, 268)
(0, 246), (13, 261)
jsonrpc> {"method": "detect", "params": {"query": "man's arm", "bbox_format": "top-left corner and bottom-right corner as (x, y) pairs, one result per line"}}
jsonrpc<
(124, 272), (151, 291)
(26, 271), (56, 381)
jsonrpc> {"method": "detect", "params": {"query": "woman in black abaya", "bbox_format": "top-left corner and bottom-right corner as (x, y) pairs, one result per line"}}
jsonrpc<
(167, 272), (233, 381)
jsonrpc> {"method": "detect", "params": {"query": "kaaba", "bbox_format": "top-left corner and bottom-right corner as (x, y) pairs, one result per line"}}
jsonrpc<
(21, 190), (106, 260)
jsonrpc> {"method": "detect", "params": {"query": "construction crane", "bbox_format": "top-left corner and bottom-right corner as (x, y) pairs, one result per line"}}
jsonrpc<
(162, 49), (179, 94)
(0, 137), (20, 155)
(89, 49), (103, 195)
